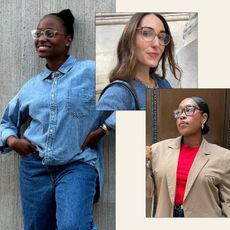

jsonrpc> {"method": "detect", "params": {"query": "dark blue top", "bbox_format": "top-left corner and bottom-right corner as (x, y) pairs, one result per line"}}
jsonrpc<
(97, 74), (172, 128)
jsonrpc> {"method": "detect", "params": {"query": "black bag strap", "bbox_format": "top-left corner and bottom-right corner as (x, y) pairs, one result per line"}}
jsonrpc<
(99, 80), (140, 110)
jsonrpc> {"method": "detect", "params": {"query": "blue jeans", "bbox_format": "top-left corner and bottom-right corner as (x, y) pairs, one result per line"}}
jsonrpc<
(19, 153), (98, 230)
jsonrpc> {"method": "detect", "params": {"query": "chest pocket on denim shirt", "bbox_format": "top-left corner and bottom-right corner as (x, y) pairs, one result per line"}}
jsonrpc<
(67, 88), (95, 119)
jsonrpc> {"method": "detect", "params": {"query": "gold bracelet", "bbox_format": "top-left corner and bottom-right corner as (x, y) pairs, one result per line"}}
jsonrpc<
(100, 124), (110, 135)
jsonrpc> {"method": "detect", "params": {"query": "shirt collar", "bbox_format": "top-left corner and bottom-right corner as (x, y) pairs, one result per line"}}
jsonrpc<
(40, 55), (77, 80)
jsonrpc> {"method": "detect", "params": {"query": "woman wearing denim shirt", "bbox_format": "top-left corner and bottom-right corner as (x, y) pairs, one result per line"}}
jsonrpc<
(0, 9), (102, 230)
(81, 13), (181, 149)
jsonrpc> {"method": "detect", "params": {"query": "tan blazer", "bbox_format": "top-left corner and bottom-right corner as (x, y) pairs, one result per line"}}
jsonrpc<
(146, 137), (230, 217)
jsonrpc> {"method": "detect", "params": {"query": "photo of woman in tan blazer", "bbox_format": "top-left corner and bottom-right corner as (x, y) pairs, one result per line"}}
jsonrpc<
(146, 96), (230, 217)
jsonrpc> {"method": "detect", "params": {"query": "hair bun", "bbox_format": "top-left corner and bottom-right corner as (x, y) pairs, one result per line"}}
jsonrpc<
(49, 9), (75, 38)
(57, 9), (74, 25)
(202, 123), (209, 135)
(190, 96), (210, 135)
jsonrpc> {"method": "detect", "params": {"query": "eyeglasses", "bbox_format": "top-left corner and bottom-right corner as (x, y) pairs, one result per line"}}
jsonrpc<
(31, 29), (65, 39)
(173, 105), (202, 119)
(136, 27), (171, 46)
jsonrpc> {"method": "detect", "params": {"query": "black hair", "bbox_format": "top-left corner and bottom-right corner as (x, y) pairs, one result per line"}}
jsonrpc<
(49, 9), (74, 39)
(190, 96), (210, 134)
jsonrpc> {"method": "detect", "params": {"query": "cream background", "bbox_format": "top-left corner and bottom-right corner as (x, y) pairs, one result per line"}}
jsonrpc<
(116, 0), (230, 229)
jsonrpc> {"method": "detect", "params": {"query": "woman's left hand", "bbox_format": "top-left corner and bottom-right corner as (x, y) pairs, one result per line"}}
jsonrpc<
(80, 127), (106, 152)
(146, 145), (152, 161)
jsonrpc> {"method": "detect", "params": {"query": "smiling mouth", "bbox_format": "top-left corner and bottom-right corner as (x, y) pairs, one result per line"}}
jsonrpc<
(37, 45), (52, 52)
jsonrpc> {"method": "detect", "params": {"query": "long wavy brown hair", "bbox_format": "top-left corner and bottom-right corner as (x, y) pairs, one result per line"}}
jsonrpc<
(109, 13), (181, 82)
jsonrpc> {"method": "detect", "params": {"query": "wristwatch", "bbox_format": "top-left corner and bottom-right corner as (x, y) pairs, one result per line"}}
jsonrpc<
(100, 123), (110, 135)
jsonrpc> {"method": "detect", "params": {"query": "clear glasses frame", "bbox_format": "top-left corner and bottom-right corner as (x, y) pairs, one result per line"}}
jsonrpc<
(136, 26), (171, 46)
(31, 29), (65, 40)
(173, 105), (202, 119)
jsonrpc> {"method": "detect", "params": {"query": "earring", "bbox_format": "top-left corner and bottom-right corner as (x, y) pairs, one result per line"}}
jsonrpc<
(201, 123), (204, 129)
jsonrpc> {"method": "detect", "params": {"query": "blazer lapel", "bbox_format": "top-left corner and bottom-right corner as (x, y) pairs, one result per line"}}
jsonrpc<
(183, 138), (210, 202)
(166, 137), (182, 205)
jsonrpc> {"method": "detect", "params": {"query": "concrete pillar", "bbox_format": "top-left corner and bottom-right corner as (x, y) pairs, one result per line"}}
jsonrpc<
(176, 12), (198, 88)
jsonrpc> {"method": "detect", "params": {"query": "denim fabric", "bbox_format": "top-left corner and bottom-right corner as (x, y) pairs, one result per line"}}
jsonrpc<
(0, 55), (106, 200)
(97, 74), (172, 128)
(0, 56), (100, 164)
(20, 153), (98, 230)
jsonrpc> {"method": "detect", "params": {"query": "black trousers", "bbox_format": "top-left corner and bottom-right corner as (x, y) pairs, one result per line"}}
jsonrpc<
(173, 208), (184, 217)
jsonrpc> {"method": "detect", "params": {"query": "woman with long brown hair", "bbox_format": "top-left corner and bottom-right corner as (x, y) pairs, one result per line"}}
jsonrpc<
(81, 13), (181, 150)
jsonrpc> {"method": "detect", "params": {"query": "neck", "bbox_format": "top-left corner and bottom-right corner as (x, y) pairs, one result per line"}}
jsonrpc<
(134, 65), (155, 88)
(182, 134), (202, 147)
(46, 54), (69, 72)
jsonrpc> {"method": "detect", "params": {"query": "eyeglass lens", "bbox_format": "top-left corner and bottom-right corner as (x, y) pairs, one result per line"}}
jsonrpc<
(139, 27), (170, 46)
(32, 29), (56, 39)
(173, 106), (197, 118)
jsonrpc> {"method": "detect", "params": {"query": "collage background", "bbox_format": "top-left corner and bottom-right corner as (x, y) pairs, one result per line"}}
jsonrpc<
(0, 0), (229, 229)
(116, 0), (230, 229)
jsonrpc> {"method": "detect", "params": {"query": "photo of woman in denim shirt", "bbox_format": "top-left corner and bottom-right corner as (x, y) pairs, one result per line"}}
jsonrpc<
(0, 9), (102, 230)
(98, 13), (180, 109)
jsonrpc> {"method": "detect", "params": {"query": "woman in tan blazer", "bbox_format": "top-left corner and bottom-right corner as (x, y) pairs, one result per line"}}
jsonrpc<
(146, 96), (230, 217)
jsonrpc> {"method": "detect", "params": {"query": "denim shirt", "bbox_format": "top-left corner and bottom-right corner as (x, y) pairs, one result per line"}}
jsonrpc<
(97, 74), (172, 129)
(0, 55), (105, 197)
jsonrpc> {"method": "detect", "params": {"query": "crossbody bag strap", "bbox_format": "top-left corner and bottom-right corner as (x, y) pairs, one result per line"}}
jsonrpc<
(99, 80), (140, 110)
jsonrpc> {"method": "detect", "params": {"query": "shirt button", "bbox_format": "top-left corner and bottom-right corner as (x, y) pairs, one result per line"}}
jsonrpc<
(48, 147), (51, 151)
(50, 129), (53, 133)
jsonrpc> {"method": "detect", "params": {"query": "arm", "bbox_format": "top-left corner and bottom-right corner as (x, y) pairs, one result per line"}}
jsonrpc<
(219, 154), (230, 217)
(146, 145), (152, 161)
(80, 123), (112, 152)
(80, 83), (137, 151)
(146, 145), (154, 198)
(97, 84), (137, 111)
(6, 136), (37, 156)
(0, 92), (36, 155)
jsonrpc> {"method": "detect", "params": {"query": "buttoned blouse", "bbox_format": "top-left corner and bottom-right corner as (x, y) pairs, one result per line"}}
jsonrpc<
(0, 56), (106, 198)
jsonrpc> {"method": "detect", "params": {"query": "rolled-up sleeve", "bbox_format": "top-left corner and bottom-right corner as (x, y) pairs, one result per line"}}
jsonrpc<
(0, 91), (28, 153)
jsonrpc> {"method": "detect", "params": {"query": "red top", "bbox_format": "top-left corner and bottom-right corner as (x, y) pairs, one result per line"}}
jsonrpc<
(175, 143), (199, 205)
